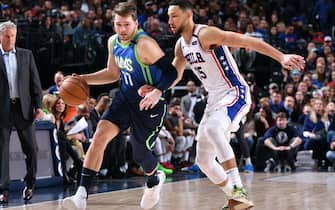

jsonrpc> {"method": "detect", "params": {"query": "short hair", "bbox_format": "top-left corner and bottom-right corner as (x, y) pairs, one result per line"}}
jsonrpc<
(169, 0), (193, 11)
(113, 2), (137, 21)
(276, 112), (287, 119)
(0, 21), (17, 35)
(97, 92), (109, 103)
(169, 97), (181, 107)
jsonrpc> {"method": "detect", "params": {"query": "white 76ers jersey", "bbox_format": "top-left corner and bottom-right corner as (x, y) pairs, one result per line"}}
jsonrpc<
(179, 25), (251, 116)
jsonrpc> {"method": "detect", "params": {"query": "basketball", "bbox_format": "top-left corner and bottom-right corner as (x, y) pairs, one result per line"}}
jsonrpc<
(59, 76), (89, 106)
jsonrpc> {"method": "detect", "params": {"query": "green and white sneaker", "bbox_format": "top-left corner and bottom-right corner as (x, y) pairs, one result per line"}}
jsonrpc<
(223, 186), (254, 210)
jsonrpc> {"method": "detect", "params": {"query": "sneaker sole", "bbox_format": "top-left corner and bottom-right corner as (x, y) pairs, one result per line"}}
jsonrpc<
(229, 199), (254, 210)
(63, 197), (86, 210)
(140, 171), (166, 209)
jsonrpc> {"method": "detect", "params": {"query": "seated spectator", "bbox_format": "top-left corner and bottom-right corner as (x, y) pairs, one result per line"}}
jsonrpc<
(326, 137), (335, 170)
(51, 97), (83, 184)
(41, 93), (57, 122)
(65, 104), (92, 159)
(280, 95), (300, 124)
(181, 80), (199, 122)
(302, 98), (328, 170)
(269, 90), (284, 114)
(312, 62), (327, 89)
(48, 71), (64, 95)
(154, 126), (175, 175)
(166, 97), (195, 168)
(294, 91), (307, 115)
(263, 112), (302, 172)
(192, 84), (208, 125)
(89, 93), (110, 134)
(232, 110), (255, 173)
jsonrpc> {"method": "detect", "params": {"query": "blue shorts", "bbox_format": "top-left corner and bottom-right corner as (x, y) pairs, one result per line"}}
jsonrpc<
(101, 91), (167, 150)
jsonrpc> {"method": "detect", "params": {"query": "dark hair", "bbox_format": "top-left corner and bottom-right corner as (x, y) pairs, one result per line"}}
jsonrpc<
(113, 2), (137, 21)
(276, 112), (287, 119)
(169, 97), (181, 107)
(97, 92), (109, 103)
(169, 0), (193, 11)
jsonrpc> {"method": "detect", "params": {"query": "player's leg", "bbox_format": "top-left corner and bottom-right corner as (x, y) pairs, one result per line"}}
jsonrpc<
(130, 100), (167, 209)
(216, 111), (253, 209)
(63, 93), (129, 209)
(62, 120), (120, 209)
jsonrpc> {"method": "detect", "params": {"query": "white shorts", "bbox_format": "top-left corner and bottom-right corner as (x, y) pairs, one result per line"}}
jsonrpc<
(197, 85), (251, 142)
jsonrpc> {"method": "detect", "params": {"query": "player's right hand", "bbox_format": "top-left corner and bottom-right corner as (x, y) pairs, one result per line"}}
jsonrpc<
(281, 54), (305, 70)
(138, 84), (155, 97)
(139, 88), (162, 111)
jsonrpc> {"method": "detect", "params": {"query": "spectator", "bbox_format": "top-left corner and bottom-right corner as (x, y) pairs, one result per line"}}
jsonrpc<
(166, 98), (194, 168)
(280, 95), (300, 124)
(302, 98), (328, 170)
(192, 84), (208, 125)
(65, 104), (92, 159)
(269, 90), (283, 114)
(48, 70), (64, 95)
(51, 97), (83, 184)
(89, 93), (110, 134)
(294, 91), (307, 115)
(181, 80), (199, 121)
(41, 93), (57, 122)
(263, 112), (302, 172)
(154, 126), (175, 175)
(312, 62), (327, 88)
(282, 82), (295, 98)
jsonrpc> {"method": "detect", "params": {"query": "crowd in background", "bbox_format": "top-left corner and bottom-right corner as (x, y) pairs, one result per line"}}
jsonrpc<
(2, 0), (335, 184)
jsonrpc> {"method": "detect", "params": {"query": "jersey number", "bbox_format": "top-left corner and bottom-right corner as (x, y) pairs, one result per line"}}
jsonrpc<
(194, 66), (207, 80)
(122, 72), (134, 86)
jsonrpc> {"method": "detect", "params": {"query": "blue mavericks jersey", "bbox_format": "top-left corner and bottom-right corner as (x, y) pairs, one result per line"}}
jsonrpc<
(111, 30), (163, 102)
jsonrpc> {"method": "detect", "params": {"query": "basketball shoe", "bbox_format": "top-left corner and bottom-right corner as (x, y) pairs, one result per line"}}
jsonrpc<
(62, 186), (87, 210)
(222, 186), (254, 210)
(140, 170), (166, 209)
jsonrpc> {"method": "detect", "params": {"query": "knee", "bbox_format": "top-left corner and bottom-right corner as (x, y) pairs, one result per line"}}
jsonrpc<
(195, 153), (209, 169)
(90, 132), (111, 151)
(326, 151), (335, 162)
(175, 136), (186, 151)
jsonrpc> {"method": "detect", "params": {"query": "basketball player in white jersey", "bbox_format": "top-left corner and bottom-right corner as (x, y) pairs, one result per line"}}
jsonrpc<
(139, 0), (305, 209)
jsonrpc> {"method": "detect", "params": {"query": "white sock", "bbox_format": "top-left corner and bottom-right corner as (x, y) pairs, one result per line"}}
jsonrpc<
(219, 178), (233, 197)
(226, 168), (243, 188)
(244, 157), (252, 165)
(182, 151), (190, 161)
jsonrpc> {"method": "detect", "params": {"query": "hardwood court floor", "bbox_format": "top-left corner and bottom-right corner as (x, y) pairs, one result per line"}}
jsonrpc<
(3, 172), (335, 210)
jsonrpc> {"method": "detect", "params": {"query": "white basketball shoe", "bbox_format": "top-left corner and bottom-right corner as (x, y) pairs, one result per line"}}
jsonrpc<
(140, 170), (166, 209)
(62, 186), (87, 210)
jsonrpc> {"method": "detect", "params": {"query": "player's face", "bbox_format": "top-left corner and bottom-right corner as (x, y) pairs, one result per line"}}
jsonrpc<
(168, 6), (188, 34)
(0, 28), (17, 52)
(114, 14), (138, 42)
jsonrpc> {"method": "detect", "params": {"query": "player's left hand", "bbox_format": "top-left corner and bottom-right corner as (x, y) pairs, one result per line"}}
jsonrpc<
(281, 54), (305, 70)
(139, 88), (162, 111)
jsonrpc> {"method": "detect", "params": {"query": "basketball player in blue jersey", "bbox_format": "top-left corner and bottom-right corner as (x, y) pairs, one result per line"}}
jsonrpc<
(140, 0), (305, 209)
(62, 2), (179, 210)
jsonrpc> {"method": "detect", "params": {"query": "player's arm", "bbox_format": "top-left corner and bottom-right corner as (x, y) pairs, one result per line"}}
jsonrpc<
(198, 27), (305, 71)
(171, 39), (187, 87)
(80, 36), (120, 85)
(137, 36), (178, 91)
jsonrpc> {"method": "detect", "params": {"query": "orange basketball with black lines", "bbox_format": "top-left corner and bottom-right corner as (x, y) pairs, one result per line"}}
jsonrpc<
(59, 76), (89, 106)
